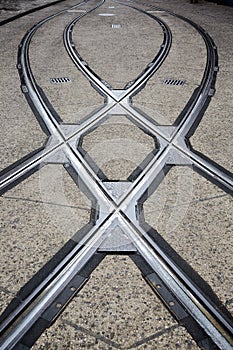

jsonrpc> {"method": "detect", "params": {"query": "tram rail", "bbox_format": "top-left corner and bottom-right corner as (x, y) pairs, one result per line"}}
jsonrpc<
(0, 0), (232, 348)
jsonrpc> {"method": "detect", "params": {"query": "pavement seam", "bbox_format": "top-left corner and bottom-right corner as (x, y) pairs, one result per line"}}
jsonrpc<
(61, 318), (124, 349)
(145, 193), (228, 215)
(0, 286), (16, 297)
(1, 195), (91, 212)
(61, 318), (179, 349)
(126, 324), (179, 348)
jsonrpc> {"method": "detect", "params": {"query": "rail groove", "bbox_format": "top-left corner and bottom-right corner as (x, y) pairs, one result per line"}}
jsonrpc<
(0, 0), (232, 349)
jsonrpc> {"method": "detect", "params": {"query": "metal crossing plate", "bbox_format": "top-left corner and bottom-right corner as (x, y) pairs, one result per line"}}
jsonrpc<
(0, 0), (232, 349)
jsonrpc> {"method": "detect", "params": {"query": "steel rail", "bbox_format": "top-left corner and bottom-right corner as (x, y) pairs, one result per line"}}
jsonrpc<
(0, 0), (114, 337)
(1, 183), (232, 350)
(0, 144), (61, 196)
(2, 2), (120, 214)
(131, 222), (233, 339)
(0, 0), (171, 197)
(116, 0), (233, 194)
(0, 101), (118, 196)
(0, 0), (107, 194)
(120, 216), (233, 349)
(0, 0), (86, 193)
(120, 0), (220, 140)
(0, 3), (172, 343)
(176, 144), (233, 193)
(0, 216), (114, 349)
(0, 0), (232, 349)
(0, 1), (172, 346)
(115, 0), (233, 341)
(64, 7), (172, 102)
(120, 102), (233, 196)
(116, 0), (218, 132)
(119, 145), (232, 340)
(0, 0), (73, 27)
(0, 0), (172, 198)
(17, 0), (109, 139)
(104, 0), (233, 344)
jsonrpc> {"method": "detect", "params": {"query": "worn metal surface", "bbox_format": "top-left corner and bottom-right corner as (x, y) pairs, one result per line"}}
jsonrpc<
(0, 0), (232, 349)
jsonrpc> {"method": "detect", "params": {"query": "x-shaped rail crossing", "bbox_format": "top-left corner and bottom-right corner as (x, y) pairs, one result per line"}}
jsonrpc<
(0, 0), (232, 349)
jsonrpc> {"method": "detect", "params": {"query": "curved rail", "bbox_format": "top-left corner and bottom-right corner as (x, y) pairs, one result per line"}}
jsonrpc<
(117, 0), (233, 194)
(0, 0), (105, 196)
(64, 6), (172, 101)
(0, 0), (232, 349)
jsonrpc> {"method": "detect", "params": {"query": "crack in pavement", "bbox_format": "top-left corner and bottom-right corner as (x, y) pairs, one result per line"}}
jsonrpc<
(61, 318), (179, 349)
(1, 195), (91, 212)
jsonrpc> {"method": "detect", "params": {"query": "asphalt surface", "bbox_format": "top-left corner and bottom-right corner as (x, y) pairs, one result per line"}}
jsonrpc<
(0, 0), (232, 349)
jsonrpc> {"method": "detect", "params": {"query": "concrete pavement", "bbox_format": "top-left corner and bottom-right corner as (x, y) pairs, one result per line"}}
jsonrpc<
(0, 0), (232, 349)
